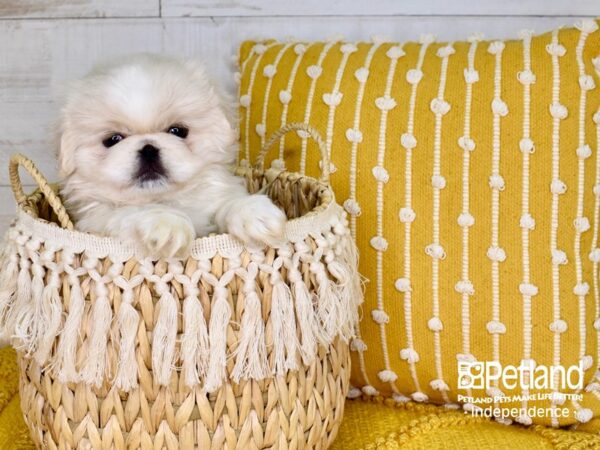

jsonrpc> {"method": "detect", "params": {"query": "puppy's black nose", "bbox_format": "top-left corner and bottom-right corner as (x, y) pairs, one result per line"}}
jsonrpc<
(135, 144), (167, 184)
(139, 144), (159, 162)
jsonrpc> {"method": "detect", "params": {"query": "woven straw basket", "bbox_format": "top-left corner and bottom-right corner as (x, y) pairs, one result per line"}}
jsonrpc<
(0, 123), (361, 449)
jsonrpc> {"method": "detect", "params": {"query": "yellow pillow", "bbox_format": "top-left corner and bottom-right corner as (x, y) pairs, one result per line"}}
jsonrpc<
(238, 21), (600, 429)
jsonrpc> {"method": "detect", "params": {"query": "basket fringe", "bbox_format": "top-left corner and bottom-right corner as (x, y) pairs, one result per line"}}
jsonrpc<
(288, 260), (320, 364)
(346, 236), (365, 338)
(326, 260), (355, 341)
(0, 250), (18, 333)
(340, 235), (364, 311)
(0, 201), (360, 393)
(34, 271), (63, 366)
(270, 270), (299, 374)
(12, 265), (43, 355)
(54, 276), (84, 383)
(81, 294), (112, 387)
(315, 272), (340, 344)
(231, 264), (268, 382)
(152, 287), (178, 386)
(181, 290), (210, 387)
(205, 284), (232, 393)
(16, 262), (33, 317)
(114, 302), (140, 391)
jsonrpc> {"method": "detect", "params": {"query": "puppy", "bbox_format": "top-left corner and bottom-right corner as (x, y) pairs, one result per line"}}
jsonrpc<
(57, 53), (286, 257)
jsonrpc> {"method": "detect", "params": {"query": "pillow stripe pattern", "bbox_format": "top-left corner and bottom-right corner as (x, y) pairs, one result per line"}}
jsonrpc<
(238, 21), (600, 429)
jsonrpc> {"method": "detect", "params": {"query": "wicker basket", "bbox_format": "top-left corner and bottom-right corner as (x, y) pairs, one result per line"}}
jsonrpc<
(0, 124), (361, 449)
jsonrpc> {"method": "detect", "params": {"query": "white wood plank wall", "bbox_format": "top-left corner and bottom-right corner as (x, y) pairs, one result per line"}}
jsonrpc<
(0, 0), (596, 231)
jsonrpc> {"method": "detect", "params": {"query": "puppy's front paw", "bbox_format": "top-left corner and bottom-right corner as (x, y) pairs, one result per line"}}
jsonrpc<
(136, 212), (195, 258)
(226, 195), (287, 247)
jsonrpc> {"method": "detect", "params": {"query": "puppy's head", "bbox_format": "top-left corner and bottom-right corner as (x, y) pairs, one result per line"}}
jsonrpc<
(58, 53), (235, 203)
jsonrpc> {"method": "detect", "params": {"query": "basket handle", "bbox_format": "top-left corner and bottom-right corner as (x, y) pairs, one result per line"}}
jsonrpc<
(9, 154), (74, 230)
(255, 123), (330, 184)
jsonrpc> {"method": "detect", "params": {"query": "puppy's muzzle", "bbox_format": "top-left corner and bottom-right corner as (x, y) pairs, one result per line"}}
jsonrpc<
(135, 144), (167, 183)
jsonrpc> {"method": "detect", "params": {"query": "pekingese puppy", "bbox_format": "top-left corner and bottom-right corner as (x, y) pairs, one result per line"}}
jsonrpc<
(57, 53), (286, 257)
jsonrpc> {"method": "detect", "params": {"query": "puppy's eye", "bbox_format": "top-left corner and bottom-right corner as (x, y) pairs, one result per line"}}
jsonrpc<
(103, 134), (125, 148)
(167, 125), (188, 139)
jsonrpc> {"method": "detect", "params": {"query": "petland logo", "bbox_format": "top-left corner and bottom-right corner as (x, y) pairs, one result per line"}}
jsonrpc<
(458, 360), (584, 391)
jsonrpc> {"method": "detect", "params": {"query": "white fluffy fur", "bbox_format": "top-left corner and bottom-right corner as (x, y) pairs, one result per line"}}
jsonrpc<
(58, 53), (286, 257)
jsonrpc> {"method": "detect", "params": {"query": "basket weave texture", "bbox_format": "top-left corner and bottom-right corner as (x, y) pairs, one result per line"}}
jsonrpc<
(0, 124), (361, 449)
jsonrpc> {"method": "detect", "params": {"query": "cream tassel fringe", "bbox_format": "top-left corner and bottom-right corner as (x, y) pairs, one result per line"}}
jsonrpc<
(152, 286), (178, 386)
(34, 271), (63, 366)
(314, 266), (340, 344)
(326, 259), (355, 342)
(16, 261), (33, 317)
(270, 273), (299, 375)
(114, 301), (140, 391)
(339, 234), (364, 310)
(81, 291), (112, 387)
(336, 234), (364, 338)
(54, 276), (84, 383)
(12, 263), (43, 356)
(231, 269), (268, 382)
(181, 287), (210, 387)
(1, 209), (361, 389)
(205, 285), (232, 393)
(0, 251), (19, 333)
(288, 260), (320, 364)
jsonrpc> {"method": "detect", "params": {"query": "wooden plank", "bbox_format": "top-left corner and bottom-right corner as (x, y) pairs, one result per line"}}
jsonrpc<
(0, 185), (30, 231)
(0, 15), (587, 183)
(0, 14), (589, 235)
(0, 0), (159, 19)
(162, 0), (599, 18)
(0, 18), (169, 183)
(0, 184), (41, 237)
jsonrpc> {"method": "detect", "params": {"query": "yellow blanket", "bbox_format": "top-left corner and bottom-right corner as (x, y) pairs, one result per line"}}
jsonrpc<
(0, 347), (598, 449)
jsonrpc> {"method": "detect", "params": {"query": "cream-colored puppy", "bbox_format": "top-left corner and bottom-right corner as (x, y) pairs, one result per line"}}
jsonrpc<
(58, 54), (286, 257)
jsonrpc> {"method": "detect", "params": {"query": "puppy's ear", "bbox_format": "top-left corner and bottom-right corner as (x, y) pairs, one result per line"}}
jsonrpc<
(206, 109), (236, 157)
(184, 58), (237, 125)
(184, 58), (237, 159)
(57, 127), (78, 178)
